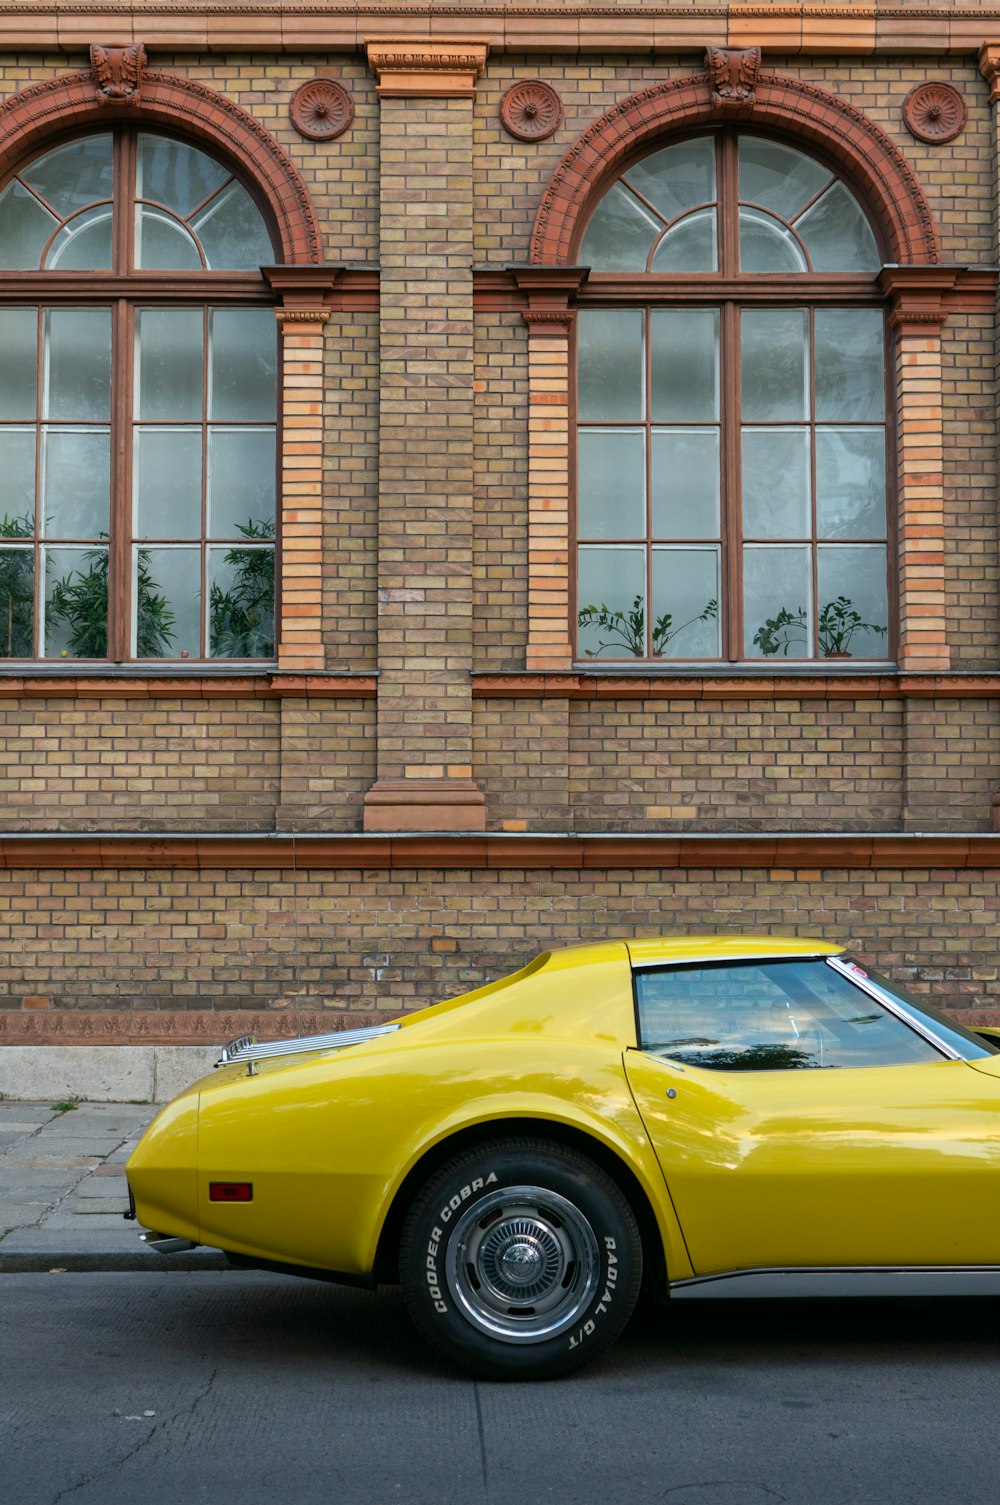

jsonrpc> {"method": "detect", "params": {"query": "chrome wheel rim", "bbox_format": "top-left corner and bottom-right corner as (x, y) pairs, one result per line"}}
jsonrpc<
(444, 1184), (600, 1343)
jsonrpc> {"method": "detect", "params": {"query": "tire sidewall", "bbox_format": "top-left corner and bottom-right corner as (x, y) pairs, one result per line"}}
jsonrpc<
(400, 1140), (642, 1379)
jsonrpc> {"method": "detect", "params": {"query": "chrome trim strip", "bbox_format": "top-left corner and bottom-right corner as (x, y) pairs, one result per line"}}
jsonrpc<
(825, 955), (961, 1060)
(632, 949), (839, 971)
(215, 1021), (400, 1068)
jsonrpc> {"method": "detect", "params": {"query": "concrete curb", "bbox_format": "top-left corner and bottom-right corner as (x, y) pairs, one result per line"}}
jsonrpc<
(0, 1248), (230, 1274)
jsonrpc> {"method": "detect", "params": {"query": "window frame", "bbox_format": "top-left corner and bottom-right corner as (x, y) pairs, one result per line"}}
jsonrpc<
(0, 125), (281, 666)
(571, 126), (896, 668)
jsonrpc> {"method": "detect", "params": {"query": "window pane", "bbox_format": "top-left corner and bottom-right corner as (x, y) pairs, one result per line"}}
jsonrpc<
(137, 134), (229, 217)
(650, 209), (717, 272)
(742, 427), (810, 538)
(744, 544), (812, 659)
(134, 429), (203, 539)
(741, 309), (808, 421)
(650, 309), (719, 422)
(651, 429), (720, 538)
(0, 181), (58, 269)
(0, 309), (38, 420)
(816, 429), (886, 539)
(42, 429), (110, 539)
(625, 138), (716, 223)
(738, 208), (808, 273)
(209, 310), (277, 422)
(21, 136), (114, 218)
(577, 429), (645, 539)
(44, 545), (108, 658)
(738, 137), (832, 221)
(651, 547), (720, 658)
(815, 309), (884, 421)
(208, 429), (277, 537)
(797, 181), (880, 271)
(578, 310), (643, 423)
(579, 183), (660, 272)
(0, 548), (34, 657)
(133, 546), (199, 659)
(209, 543), (275, 658)
(135, 209), (202, 270)
(635, 960), (939, 1070)
(817, 545), (889, 658)
(576, 545), (646, 658)
(47, 207), (113, 270)
(0, 429), (36, 527)
(137, 309), (203, 421)
(44, 310), (112, 422)
(192, 181), (274, 271)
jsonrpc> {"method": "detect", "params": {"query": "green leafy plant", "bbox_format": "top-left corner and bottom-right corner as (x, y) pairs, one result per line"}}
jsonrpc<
(0, 512), (34, 658)
(753, 597), (887, 658)
(50, 1101), (77, 1114)
(47, 546), (176, 659)
(209, 518), (276, 658)
(578, 594), (718, 658)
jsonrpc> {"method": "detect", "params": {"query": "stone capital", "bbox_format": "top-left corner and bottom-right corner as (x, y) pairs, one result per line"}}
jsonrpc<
(980, 43), (1000, 104)
(365, 39), (488, 99)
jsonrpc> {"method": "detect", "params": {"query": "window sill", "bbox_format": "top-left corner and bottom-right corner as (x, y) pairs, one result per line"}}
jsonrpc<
(472, 669), (1000, 700)
(0, 667), (377, 699)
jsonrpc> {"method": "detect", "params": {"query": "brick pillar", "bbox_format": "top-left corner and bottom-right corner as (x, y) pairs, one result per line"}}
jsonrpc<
(265, 267), (341, 673)
(363, 40), (489, 832)
(879, 269), (952, 673)
(514, 269), (588, 673)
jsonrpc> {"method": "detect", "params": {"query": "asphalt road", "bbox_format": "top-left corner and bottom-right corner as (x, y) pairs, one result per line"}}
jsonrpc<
(4, 1273), (1000, 1505)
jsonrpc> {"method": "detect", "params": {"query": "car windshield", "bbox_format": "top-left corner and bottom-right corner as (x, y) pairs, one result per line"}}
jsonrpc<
(839, 958), (999, 1059)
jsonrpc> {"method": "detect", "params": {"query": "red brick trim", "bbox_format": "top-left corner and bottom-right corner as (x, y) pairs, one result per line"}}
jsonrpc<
(0, 674), (376, 699)
(531, 71), (938, 266)
(1, 832), (998, 872)
(471, 672), (1000, 701)
(0, 68), (323, 264)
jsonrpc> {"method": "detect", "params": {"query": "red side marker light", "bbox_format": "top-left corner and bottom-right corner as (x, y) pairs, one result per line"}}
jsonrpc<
(209, 1182), (253, 1202)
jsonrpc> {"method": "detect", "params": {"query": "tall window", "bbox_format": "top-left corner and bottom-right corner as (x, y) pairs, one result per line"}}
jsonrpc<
(575, 132), (890, 664)
(0, 130), (278, 662)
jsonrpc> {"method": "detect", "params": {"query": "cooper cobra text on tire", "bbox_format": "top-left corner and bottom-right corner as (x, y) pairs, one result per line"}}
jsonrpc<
(399, 1137), (643, 1379)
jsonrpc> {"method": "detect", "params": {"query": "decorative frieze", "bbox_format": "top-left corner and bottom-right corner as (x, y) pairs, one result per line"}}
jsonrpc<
(366, 40), (488, 100)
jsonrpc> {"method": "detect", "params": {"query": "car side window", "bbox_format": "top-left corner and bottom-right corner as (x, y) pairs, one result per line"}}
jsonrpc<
(635, 959), (943, 1071)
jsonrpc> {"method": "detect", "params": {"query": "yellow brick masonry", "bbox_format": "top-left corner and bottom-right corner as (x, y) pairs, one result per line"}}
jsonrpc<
(893, 325), (950, 672)
(276, 313), (329, 672)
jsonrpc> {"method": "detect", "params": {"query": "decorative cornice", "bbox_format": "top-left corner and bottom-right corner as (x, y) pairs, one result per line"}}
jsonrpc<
(275, 308), (331, 325)
(472, 670), (1000, 701)
(1, 831), (1000, 872)
(366, 39), (488, 99)
(0, 672), (376, 699)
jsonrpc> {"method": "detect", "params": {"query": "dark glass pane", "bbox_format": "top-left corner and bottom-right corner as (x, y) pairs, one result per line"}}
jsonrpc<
(45, 310), (112, 422)
(815, 309), (885, 421)
(192, 182), (274, 271)
(576, 546), (646, 658)
(650, 309), (718, 422)
(651, 429), (720, 539)
(0, 429), (36, 530)
(649, 209), (717, 272)
(42, 428), (110, 539)
(134, 429), (203, 539)
(209, 310), (277, 422)
(0, 547), (34, 657)
(817, 545), (889, 658)
(579, 183), (660, 271)
(625, 138), (716, 223)
(741, 309), (808, 421)
(137, 309), (203, 422)
(816, 429), (886, 539)
(577, 429), (644, 539)
(742, 427), (810, 538)
(209, 543), (275, 658)
(0, 181), (57, 269)
(578, 310), (644, 423)
(46, 207), (113, 271)
(0, 309), (38, 420)
(21, 136), (114, 218)
(208, 428), (277, 536)
(797, 181), (880, 271)
(136, 209), (202, 271)
(44, 545), (108, 658)
(744, 544), (812, 659)
(738, 136), (832, 220)
(739, 208), (808, 273)
(651, 547), (720, 658)
(137, 134), (229, 218)
(133, 546), (199, 659)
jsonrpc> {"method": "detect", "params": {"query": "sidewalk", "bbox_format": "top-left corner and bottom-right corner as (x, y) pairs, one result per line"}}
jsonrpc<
(0, 1100), (225, 1272)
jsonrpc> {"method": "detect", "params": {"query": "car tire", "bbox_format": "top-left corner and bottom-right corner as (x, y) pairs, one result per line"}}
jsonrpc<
(399, 1137), (643, 1379)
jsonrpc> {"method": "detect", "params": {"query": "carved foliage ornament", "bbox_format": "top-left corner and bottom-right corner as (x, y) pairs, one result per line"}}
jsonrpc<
(500, 80), (563, 142)
(902, 82), (967, 144)
(290, 76), (354, 142)
(90, 42), (147, 105)
(705, 45), (761, 109)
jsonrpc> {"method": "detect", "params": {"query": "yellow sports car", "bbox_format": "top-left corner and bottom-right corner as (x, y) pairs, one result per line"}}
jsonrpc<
(126, 936), (1000, 1379)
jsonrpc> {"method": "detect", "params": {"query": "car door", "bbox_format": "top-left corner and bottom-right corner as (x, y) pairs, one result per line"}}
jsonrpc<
(623, 956), (1000, 1275)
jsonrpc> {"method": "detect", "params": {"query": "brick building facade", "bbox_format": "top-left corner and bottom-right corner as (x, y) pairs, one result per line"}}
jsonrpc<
(2, 2), (1000, 1088)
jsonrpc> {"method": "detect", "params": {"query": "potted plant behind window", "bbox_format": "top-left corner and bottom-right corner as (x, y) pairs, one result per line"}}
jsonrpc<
(577, 594), (717, 657)
(47, 545), (176, 658)
(753, 597), (886, 659)
(0, 513), (34, 658)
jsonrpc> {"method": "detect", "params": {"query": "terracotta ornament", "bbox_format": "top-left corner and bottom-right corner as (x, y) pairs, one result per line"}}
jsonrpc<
(903, 82), (967, 144)
(290, 77), (354, 142)
(500, 81), (563, 142)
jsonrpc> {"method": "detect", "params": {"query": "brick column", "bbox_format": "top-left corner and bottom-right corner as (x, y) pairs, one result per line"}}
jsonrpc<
(265, 267), (340, 673)
(514, 269), (588, 673)
(362, 41), (489, 831)
(879, 268), (952, 673)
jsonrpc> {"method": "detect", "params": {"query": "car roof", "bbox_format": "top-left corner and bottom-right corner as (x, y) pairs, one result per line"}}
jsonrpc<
(624, 935), (843, 967)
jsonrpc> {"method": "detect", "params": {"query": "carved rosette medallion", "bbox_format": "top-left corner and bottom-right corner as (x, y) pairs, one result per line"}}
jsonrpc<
(290, 77), (354, 142)
(90, 42), (147, 105)
(705, 45), (761, 109)
(500, 81), (563, 142)
(903, 82), (967, 144)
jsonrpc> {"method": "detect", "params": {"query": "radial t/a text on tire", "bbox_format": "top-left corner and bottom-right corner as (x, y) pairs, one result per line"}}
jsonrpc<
(399, 1137), (644, 1379)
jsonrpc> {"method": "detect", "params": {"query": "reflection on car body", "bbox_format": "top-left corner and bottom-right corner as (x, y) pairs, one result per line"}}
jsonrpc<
(127, 936), (1000, 1378)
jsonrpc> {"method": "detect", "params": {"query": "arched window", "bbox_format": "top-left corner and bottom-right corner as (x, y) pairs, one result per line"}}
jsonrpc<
(0, 129), (278, 661)
(574, 131), (890, 664)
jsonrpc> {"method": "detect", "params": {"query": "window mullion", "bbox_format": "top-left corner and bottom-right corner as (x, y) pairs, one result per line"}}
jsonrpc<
(107, 297), (131, 661)
(721, 300), (741, 661)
